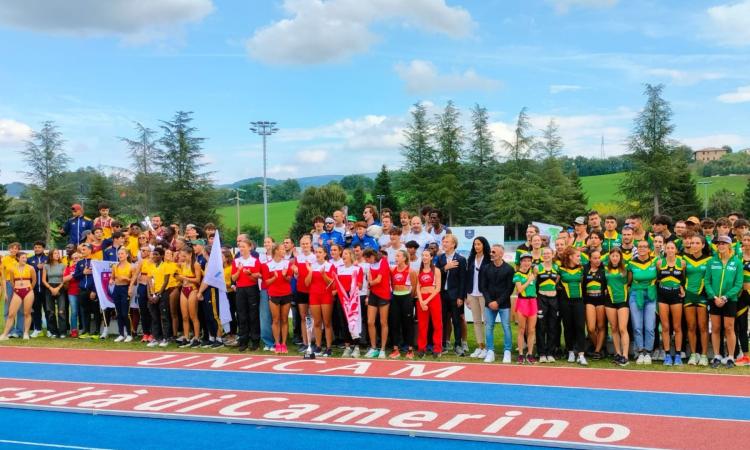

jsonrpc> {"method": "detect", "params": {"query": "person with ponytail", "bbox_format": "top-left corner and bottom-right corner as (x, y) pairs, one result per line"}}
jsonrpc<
(656, 241), (686, 365)
(605, 247), (630, 366)
(629, 239), (658, 365)
(263, 243), (293, 354)
(177, 246), (202, 348)
(558, 246), (587, 365)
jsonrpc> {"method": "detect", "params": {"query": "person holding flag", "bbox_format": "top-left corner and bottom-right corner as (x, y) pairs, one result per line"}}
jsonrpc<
(199, 230), (233, 349)
(335, 248), (363, 358)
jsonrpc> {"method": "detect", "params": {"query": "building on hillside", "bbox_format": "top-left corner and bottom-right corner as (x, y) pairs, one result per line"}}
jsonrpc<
(694, 147), (728, 162)
(741, 147), (750, 155)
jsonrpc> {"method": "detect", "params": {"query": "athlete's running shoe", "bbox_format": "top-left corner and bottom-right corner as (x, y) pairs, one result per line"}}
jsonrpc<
(114, 335), (125, 343)
(351, 346), (360, 358)
(124, 335), (133, 343)
(673, 354), (683, 365)
(699, 354), (709, 366)
(389, 349), (400, 359)
(687, 353), (698, 365)
(643, 354), (652, 365)
(147, 340), (159, 347)
(405, 350), (414, 360)
(526, 355), (537, 364)
(517, 355), (525, 365)
(539, 355), (548, 363)
(378, 350), (386, 359)
(342, 347), (353, 358)
(483, 350), (495, 363)
(726, 358), (736, 369)
(364, 348), (379, 358)
(663, 354), (673, 366)
(710, 357), (722, 369)
(568, 351), (576, 363)
(577, 354), (588, 366)
(502, 350), (511, 364)
(547, 355), (555, 363)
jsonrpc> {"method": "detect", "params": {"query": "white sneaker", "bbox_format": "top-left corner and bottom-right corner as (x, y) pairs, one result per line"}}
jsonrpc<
(636, 353), (645, 364)
(147, 340), (159, 347)
(568, 351), (576, 363)
(539, 355), (548, 363)
(159, 340), (169, 347)
(23, 333), (30, 340)
(114, 335), (125, 343)
(30, 330), (41, 338)
(124, 335), (133, 343)
(652, 349), (660, 360)
(547, 355), (555, 363)
(644, 354), (652, 365)
(502, 350), (511, 363)
(342, 347), (353, 358)
(462, 341), (469, 353)
(49, 334), (57, 339)
(46, 331), (54, 338)
(263, 345), (271, 352)
(578, 354), (588, 366)
(658, 349), (666, 361)
(364, 348), (378, 358)
(470, 348), (481, 358)
(483, 350), (495, 363)
(100, 331), (108, 340)
(688, 353), (698, 365)
(351, 346), (360, 358)
(477, 349), (487, 359)
(378, 350), (386, 359)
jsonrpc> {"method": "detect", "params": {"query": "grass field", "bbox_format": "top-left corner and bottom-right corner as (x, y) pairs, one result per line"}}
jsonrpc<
(581, 173), (749, 211)
(217, 200), (298, 241)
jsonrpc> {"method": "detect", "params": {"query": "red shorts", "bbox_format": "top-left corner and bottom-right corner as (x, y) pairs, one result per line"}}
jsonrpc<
(13, 287), (31, 299)
(515, 296), (538, 318)
(309, 292), (332, 306)
(181, 286), (194, 298)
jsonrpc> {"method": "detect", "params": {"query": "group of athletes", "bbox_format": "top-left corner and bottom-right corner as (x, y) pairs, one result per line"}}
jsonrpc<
(1, 202), (749, 369)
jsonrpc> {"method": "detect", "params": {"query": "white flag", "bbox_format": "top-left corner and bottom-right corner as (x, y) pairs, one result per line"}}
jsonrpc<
(204, 230), (232, 331)
(91, 260), (116, 310)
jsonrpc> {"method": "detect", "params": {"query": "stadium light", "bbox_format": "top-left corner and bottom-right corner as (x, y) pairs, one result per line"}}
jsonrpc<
(249, 121), (278, 238)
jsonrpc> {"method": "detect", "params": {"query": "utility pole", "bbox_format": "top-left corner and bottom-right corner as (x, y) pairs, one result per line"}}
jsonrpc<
(697, 180), (712, 218)
(250, 121), (279, 238)
(376, 194), (385, 212)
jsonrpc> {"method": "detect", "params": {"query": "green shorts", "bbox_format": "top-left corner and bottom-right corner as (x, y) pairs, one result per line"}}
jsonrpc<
(683, 291), (707, 307)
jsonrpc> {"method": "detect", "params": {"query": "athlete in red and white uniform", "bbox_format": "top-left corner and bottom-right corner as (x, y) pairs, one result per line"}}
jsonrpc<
(305, 246), (336, 356)
(389, 249), (416, 359)
(417, 250), (442, 357)
(364, 248), (392, 359)
(293, 235), (316, 350)
(335, 248), (364, 357)
(262, 244), (293, 354)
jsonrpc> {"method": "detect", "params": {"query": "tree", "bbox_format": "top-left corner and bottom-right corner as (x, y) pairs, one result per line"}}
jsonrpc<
(709, 188), (742, 218)
(121, 122), (163, 215)
(743, 176), (750, 219)
(372, 165), (399, 213)
(488, 169), (549, 240)
(8, 192), (47, 245)
(400, 102), (436, 209)
(461, 104), (496, 224)
(501, 107), (535, 162)
(339, 175), (374, 193)
(430, 100), (465, 225)
(537, 119), (563, 159)
(349, 186), (368, 220)
(269, 179), (302, 202)
(289, 184), (347, 239)
(87, 172), (116, 213)
(0, 182), (13, 243)
(619, 84), (675, 216)
(22, 121), (70, 244)
(157, 111), (218, 226)
(661, 149), (700, 219)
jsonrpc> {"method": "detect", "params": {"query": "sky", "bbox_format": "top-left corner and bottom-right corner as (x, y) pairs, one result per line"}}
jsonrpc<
(1, 0), (750, 184)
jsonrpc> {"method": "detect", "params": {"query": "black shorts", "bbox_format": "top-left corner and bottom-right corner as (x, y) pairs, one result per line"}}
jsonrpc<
(270, 295), (293, 306)
(738, 290), (750, 314)
(294, 291), (309, 305)
(584, 296), (605, 307)
(605, 298), (628, 309)
(709, 301), (737, 317)
(368, 293), (390, 307)
(658, 289), (683, 305)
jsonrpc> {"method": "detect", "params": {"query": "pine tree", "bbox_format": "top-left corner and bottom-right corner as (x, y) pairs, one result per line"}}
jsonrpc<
(400, 102), (436, 209)
(430, 101), (465, 225)
(87, 172), (116, 214)
(565, 168), (590, 219)
(501, 107), (535, 162)
(157, 111), (218, 226)
(22, 121), (70, 244)
(619, 84), (675, 216)
(121, 122), (163, 216)
(350, 186), (368, 220)
(289, 184), (347, 239)
(742, 176), (750, 218)
(709, 188), (742, 218)
(461, 104), (496, 224)
(372, 165), (399, 212)
(537, 119), (563, 159)
(661, 150), (700, 219)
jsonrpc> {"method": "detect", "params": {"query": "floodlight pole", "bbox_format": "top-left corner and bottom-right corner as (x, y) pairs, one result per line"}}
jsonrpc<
(250, 121), (278, 238)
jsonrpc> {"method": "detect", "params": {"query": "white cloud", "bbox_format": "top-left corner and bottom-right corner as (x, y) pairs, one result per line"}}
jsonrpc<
(717, 85), (750, 103)
(296, 149), (329, 163)
(0, 118), (32, 144)
(705, 1), (750, 46)
(0, 0), (214, 44)
(246, 0), (473, 64)
(267, 164), (300, 177)
(280, 114), (405, 151)
(645, 68), (724, 86)
(679, 134), (746, 150)
(395, 59), (501, 94)
(549, 84), (582, 94)
(547, 0), (618, 14)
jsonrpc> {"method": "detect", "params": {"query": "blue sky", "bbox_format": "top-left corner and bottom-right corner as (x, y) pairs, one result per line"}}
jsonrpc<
(1, 0), (749, 184)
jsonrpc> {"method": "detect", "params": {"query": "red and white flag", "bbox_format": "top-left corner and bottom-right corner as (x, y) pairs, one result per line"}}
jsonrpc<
(335, 266), (362, 339)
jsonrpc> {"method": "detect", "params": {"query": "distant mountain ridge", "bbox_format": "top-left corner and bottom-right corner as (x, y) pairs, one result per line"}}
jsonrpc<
(220, 173), (377, 189)
(3, 182), (26, 198)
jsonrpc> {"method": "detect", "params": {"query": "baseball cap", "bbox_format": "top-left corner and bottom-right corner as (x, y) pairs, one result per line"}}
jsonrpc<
(715, 235), (732, 244)
(686, 216), (700, 225)
(519, 252), (533, 260)
(324, 217), (334, 224)
(190, 239), (206, 246)
(346, 215), (357, 222)
(71, 204), (82, 211)
(573, 216), (586, 225)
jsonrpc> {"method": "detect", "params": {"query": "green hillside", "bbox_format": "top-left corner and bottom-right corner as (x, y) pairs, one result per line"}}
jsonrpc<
(217, 200), (298, 241)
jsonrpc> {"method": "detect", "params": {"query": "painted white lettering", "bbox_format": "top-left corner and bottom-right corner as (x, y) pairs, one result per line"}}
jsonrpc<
(50, 390), (113, 405)
(264, 403), (320, 420)
(137, 355), (200, 366)
(176, 395), (238, 413)
(219, 397), (287, 417)
(0, 388), (26, 401)
(318, 362), (372, 375)
(238, 358), (281, 370)
(134, 394), (212, 412)
(438, 413), (486, 431)
(579, 424), (630, 443)
(184, 356), (255, 368)
(272, 360), (324, 372)
(388, 411), (437, 428)
(77, 393), (142, 408)
(517, 419), (569, 438)
(482, 411), (523, 434)
(312, 407), (390, 425)
(388, 364), (464, 379)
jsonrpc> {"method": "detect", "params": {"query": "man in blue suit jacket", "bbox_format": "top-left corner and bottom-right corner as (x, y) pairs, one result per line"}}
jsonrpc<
(436, 233), (466, 356)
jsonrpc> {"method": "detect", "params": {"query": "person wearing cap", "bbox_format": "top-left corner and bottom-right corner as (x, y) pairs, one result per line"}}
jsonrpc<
(513, 252), (538, 364)
(61, 204), (93, 246)
(351, 222), (379, 252)
(685, 216), (701, 234)
(705, 235), (744, 368)
(571, 217), (589, 249)
(320, 217), (344, 256)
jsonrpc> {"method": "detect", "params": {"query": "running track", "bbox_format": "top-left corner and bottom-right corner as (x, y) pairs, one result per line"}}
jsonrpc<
(0, 346), (748, 449)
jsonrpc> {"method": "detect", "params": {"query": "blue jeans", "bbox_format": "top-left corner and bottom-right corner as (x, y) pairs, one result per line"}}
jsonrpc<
(485, 306), (512, 352)
(629, 293), (656, 352)
(68, 293), (79, 331)
(259, 289), (274, 347)
(5, 281), (23, 335)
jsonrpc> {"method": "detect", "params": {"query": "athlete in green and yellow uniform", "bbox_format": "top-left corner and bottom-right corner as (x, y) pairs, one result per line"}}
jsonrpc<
(558, 247), (586, 364)
(705, 236), (744, 368)
(682, 234), (711, 366)
(602, 216), (622, 254)
(535, 248), (559, 362)
(656, 241), (685, 365)
(733, 232), (750, 365)
(627, 240), (658, 364)
(604, 247), (630, 365)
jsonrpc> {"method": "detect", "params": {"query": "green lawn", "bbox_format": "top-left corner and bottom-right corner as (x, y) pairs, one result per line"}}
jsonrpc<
(217, 200), (298, 241)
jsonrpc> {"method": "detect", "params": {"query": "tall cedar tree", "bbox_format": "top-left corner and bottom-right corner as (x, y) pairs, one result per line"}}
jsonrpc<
(461, 104), (496, 224)
(121, 122), (163, 216)
(661, 146), (700, 219)
(158, 111), (217, 226)
(372, 165), (399, 213)
(400, 102), (436, 209)
(431, 100), (464, 225)
(22, 121), (70, 244)
(619, 84), (676, 216)
(289, 184), (347, 239)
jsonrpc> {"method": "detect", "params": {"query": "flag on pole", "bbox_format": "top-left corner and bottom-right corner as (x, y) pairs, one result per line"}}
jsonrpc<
(334, 268), (362, 339)
(203, 230), (232, 331)
(91, 260), (116, 310)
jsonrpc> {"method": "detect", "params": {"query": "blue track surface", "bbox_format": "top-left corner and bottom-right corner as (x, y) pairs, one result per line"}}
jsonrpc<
(1, 361), (748, 421)
(0, 408), (518, 449)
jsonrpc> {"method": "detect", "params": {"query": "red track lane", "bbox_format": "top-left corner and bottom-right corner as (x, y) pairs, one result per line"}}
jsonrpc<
(2, 346), (749, 396)
(0, 377), (740, 449)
